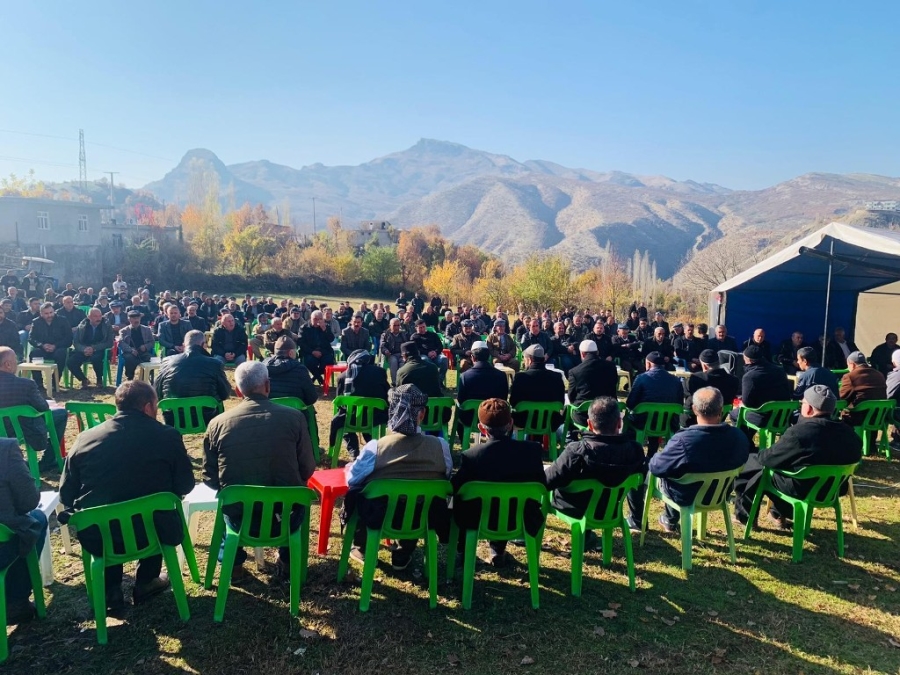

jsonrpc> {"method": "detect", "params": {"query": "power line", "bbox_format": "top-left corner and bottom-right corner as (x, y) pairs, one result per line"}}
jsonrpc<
(0, 128), (176, 162)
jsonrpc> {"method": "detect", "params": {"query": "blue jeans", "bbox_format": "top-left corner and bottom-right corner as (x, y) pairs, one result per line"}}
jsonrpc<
(213, 354), (246, 367)
(423, 354), (448, 383)
(0, 509), (48, 604)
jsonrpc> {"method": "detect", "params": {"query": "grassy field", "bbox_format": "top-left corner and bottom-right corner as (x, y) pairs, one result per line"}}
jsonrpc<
(6, 373), (900, 675)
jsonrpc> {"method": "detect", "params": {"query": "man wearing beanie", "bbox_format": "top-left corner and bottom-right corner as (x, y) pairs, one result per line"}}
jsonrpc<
(682, 349), (740, 427)
(344, 384), (452, 570)
(451, 399), (547, 567)
(734, 384), (862, 528)
(731, 344), (791, 437)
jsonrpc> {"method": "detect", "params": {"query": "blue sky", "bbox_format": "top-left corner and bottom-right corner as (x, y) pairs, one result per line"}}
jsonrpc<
(0, 1), (897, 190)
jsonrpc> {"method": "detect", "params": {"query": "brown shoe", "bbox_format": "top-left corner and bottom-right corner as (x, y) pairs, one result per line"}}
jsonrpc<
(133, 573), (171, 605)
(767, 512), (792, 531)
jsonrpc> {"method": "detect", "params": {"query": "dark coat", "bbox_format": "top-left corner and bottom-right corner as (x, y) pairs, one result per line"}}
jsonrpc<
(0, 317), (20, 356)
(741, 361), (791, 426)
(545, 433), (645, 518)
(687, 368), (741, 403)
(28, 316), (72, 351)
(263, 355), (318, 405)
(567, 354), (618, 405)
(56, 305), (86, 331)
(337, 363), (390, 403)
(519, 331), (552, 354)
(298, 324), (334, 358)
(451, 435), (547, 535)
(742, 338), (773, 362)
(73, 317), (114, 354)
(840, 365), (887, 407)
(870, 342), (898, 376)
(641, 337), (675, 364)
(396, 357), (443, 397)
(792, 366), (839, 400)
(411, 330), (443, 358)
(457, 361), (509, 426)
(0, 438), (40, 545)
(157, 318), (193, 354)
(706, 336), (739, 353)
(154, 346), (232, 402)
(0, 370), (51, 451)
(824, 339), (859, 369)
(509, 363), (565, 428)
(211, 326), (249, 360)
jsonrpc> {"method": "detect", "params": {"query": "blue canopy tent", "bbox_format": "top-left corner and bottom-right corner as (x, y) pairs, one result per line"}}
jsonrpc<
(709, 223), (900, 349)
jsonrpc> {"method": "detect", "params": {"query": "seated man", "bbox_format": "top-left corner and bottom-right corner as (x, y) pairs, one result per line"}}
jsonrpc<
(330, 349), (390, 459)
(27, 302), (72, 391)
(263, 337), (317, 405)
(625, 352), (684, 458)
(546, 396), (646, 536)
(682, 349), (740, 427)
(641, 327), (675, 370)
(105, 300), (128, 336)
(380, 318), (408, 385)
(871, 333), (899, 376)
(16, 297), (42, 355)
(344, 384), (452, 569)
(612, 323), (642, 374)
(647, 387), (749, 534)
(203, 362), (317, 579)
(67, 308), (114, 388)
(734, 385), (862, 528)
(777, 331), (807, 375)
(261, 316), (295, 355)
(457, 341), (509, 435)
(450, 319), (479, 372)
(519, 318), (552, 354)
(0, 437), (48, 624)
(340, 314), (372, 360)
(673, 323), (705, 372)
(509, 345), (566, 431)
(56, 295), (86, 334)
(888, 350), (900, 445)
(59, 380), (194, 612)
(742, 328), (773, 363)
(298, 310), (335, 385)
(824, 327), (858, 369)
(155, 330), (232, 427)
(184, 302), (208, 333)
(487, 319), (519, 372)
(730, 344), (791, 439)
(706, 324), (739, 354)
(841, 351), (887, 426)
(211, 313), (248, 367)
(411, 320), (448, 385)
(119, 310), (155, 381)
(397, 341), (442, 397)
(567, 340), (618, 433)
(792, 346), (838, 400)
(549, 321), (578, 374)
(0, 305), (20, 358)
(157, 304), (192, 357)
(452, 399), (547, 566)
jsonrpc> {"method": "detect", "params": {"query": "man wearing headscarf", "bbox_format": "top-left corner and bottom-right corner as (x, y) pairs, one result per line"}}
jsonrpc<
(343, 384), (452, 570)
(330, 349), (389, 459)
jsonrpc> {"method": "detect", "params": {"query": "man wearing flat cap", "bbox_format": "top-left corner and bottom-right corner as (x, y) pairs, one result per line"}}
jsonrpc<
(487, 319), (519, 372)
(682, 349), (740, 427)
(118, 309), (156, 380)
(105, 300), (127, 335)
(450, 319), (480, 372)
(734, 385), (862, 528)
(509, 344), (566, 430)
(456, 341), (509, 436)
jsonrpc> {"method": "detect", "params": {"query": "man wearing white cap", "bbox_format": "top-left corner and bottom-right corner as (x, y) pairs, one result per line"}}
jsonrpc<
(566, 340), (618, 433)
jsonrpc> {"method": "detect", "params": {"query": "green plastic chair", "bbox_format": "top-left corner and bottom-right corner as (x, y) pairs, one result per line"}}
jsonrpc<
(66, 401), (116, 432)
(0, 524), (46, 662)
(549, 474), (642, 595)
(563, 401), (592, 437)
(850, 399), (896, 459)
(512, 401), (565, 460)
(157, 396), (224, 435)
(626, 402), (683, 448)
(640, 468), (741, 572)
(77, 304), (93, 314)
(832, 399), (849, 419)
(329, 396), (387, 468)
(68, 492), (199, 644)
(736, 400), (798, 450)
(720, 404), (733, 422)
(203, 485), (315, 622)
(63, 347), (112, 388)
(420, 396), (455, 441)
(336, 479), (452, 611)
(0, 405), (63, 482)
(448, 481), (548, 609)
(271, 397), (321, 464)
(454, 399), (485, 452)
(831, 368), (849, 377)
(743, 463), (857, 562)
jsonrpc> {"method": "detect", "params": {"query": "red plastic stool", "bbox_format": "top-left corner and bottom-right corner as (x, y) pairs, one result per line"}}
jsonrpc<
(442, 348), (454, 369)
(322, 363), (348, 396)
(307, 468), (349, 555)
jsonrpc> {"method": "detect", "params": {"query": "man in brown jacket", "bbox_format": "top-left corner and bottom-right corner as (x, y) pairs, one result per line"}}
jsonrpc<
(841, 351), (887, 426)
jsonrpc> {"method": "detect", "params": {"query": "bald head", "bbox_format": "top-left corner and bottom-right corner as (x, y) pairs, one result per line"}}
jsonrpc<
(691, 387), (724, 424)
(0, 346), (17, 372)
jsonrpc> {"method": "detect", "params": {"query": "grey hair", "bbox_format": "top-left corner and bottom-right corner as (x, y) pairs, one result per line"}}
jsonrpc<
(692, 387), (723, 420)
(185, 330), (205, 348)
(892, 349), (900, 367)
(235, 360), (269, 395)
(310, 310), (323, 321)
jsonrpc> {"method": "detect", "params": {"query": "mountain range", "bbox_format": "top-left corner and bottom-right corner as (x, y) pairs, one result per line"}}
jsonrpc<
(141, 139), (900, 278)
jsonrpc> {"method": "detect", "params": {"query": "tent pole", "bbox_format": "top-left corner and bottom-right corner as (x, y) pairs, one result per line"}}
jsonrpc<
(822, 240), (834, 351)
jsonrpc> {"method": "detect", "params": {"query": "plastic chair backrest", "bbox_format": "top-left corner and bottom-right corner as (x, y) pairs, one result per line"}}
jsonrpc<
(158, 396), (224, 434)
(771, 464), (857, 507)
(217, 485), (316, 547)
(455, 481), (548, 540)
(77, 305), (92, 314)
(0, 404), (59, 485)
(360, 479), (452, 539)
(332, 396), (387, 433)
(513, 401), (563, 435)
(851, 399), (896, 431)
(270, 397), (307, 411)
(629, 402), (683, 436)
(739, 400), (798, 433)
(561, 475), (642, 527)
(565, 401), (592, 433)
(455, 399), (485, 451)
(421, 397), (455, 434)
(668, 468), (741, 511)
(720, 404), (733, 421)
(66, 401), (116, 431)
(67, 492), (183, 565)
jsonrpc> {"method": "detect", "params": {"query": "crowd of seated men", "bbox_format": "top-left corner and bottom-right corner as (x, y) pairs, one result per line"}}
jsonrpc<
(2, 272), (899, 628)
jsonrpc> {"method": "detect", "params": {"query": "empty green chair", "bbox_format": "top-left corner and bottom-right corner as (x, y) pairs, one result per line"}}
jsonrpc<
(625, 402), (683, 449)
(448, 481), (548, 609)
(271, 397), (321, 464)
(204, 485), (315, 622)
(420, 396), (455, 440)
(336, 479), (452, 611)
(850, 399), (896, 459)
(0, 524), (46, 662)
(549, 475), (642, 595)
(0, 405), (63, 483)
(512, 401), (565, 460)
(329, 396), (387, 468)
(66, 401), (116, 432)
(640, 468), (741, 572)
(454, 399), (485, 452)
(68, 492), (199, 644)
(743, 463), (857, 562)
(157, 396), (224, 435)
(736, 400), (798, 450)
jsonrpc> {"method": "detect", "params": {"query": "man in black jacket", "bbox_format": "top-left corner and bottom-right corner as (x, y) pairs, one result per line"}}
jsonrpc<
(642, 327), (675, 370)
(519, 318), (552, 354)
(451, 399), (546, 566)
(509, 344), (566, 430)
(28, 302), (72, 391)
(742, 328), (773, 363)
(567, 340), (618, 432)
(450, 320), (479, 372)
(67, 309), (114, 387)
(870, 333), (899, 376)
(706, 324), (739, 354)
(298, 310), (335, 385)
(682, 349), (740, 427)
(586, 320), (614, 361)
(211, 313), (248, 367)
(457, 342), (509, 431)
(60, 380), (194, 612)
(396, 341), (442, 397)
(731, 344), (791, 433)
(55, 295), (86, 333)
(546, 396), (646, 535)
(777, 331), (808, 375)
(410, 320), (448, 385)
(330, 349), (390, 458)
(0, 306), (21, 357)
(734, 385), (862, 527)
(155, 331), (232, 426)
(824, 326), (858, 369)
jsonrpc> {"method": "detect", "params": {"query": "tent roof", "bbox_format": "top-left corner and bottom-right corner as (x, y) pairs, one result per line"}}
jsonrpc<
(712, 222), (900, 295)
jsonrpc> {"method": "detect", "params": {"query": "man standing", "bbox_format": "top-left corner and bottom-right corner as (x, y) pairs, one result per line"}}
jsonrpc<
(111, 273), (128, 297)
(119, 310), (155, 381)
(203, 362), (316, 578)
(451, 399), (546, 567)
(734, 385), (861, 528)
(647, 388), (749, 534)
(60, 380), (194, 612)
(155, 331), (232, 427)
(158, 305), (192, 357)
(211, 313), (248, 367)
(509, 345), (566, 431)
(67, 308), (113, 388)
(567, 340), (618, 432)
(28, 302), (72, 391)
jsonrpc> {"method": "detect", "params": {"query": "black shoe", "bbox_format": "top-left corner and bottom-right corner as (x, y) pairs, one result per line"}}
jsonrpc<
(269, 559), (290, 582)
(625, 515), (642, 533)
(584, 530), (602, 552)
(658, 514), (680, 535)
(6, 600), (36, 625)
(38, 452), (57, 471)
(391, 548), (413, 571)
(133, 574), (170, 605)
(732, 510), (749, 526)
(767, 512), (792, 531)
(106, 586), (126, 616)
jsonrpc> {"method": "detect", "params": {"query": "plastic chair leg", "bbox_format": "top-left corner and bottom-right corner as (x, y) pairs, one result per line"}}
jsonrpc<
(791, 503), (807, 563)
(570, 522), (584, 597)
(846, 479), (858, 530)
(697, 512), (707, 541)
(525, 534), (541, 609)
(289, 532), (302, 616)
(622, 521), (636, 592)
(90, 557), (109, 644)
(26, 552), (45, 617)
(743, 485), (766, 540)
(213, 532), (241, 622)
(722, 505), (737, 564)
(336, 514), (358, 582)
(317, 492), (336, 555)
(462, 530), (478, 610)
(203, 512), (226, 590)
(834, 499), (845, 558)
(426, 531), (439, 609)
(299, 520), (310, 586)
(639, 478), (654, 547)
(162, 547), (190, 621)
(359, 528), (382, 612)
(446, 523), (459, 582)
(601, 528), (613, 567)
(680, 507), (693, 572)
